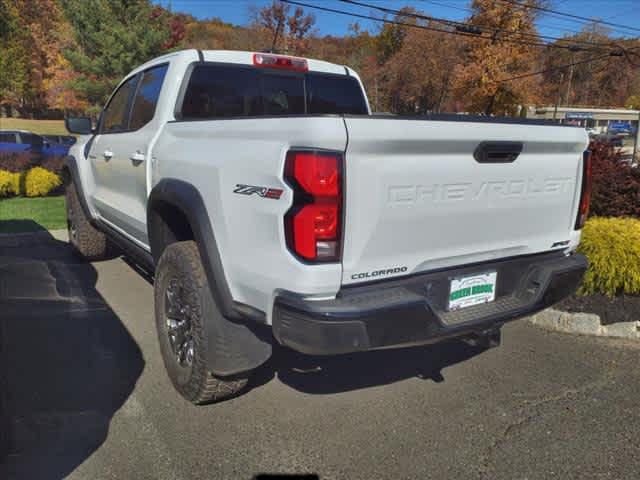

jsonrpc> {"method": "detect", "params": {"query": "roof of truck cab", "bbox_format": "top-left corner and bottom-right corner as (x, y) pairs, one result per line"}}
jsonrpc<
(134, 49), (352, 77)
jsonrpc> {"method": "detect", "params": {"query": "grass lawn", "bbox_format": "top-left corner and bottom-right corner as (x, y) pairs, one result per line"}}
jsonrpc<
(0, 196), (66, 233)
(0, 118), (69, 136)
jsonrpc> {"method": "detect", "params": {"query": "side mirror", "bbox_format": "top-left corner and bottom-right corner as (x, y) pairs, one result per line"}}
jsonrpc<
(65, 116), (93, 135)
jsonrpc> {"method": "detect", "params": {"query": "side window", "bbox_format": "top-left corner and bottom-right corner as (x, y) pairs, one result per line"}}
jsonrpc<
(130, 64), (169, 130)
(180, 65), (261, 119)
(101, 75), (138, 134)
(0, 133), (16, 143)
(306, 74), (368, 115)
(19, 133), (43, 147)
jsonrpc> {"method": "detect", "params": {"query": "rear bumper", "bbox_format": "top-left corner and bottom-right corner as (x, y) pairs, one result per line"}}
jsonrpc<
(272, 252), (587, 355)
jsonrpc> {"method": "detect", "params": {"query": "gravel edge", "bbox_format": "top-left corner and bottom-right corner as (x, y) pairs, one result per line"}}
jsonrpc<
(530, 308), (640, 339)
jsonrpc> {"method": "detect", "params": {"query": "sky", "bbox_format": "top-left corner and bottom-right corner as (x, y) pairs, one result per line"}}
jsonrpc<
(155, 0), (640, 40)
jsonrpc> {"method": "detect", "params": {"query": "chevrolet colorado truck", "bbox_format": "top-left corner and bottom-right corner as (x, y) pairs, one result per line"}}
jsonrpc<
(64, 49), (590, 404)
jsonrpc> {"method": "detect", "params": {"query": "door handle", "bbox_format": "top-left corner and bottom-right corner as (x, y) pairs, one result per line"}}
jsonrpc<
(473, 141), (523, 163)
(130, 151), (145, 165)
(103, 150), (113, 160)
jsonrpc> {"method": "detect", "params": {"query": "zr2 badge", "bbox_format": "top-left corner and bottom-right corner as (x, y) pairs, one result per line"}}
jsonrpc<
(234, 184), (283, 200)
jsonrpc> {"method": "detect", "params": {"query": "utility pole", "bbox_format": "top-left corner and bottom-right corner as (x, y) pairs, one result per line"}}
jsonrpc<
(553, 72), (564, 121)
(633, 110), (640, 166)
(565, 58), (574, 106)
(271, 18), (283, 53)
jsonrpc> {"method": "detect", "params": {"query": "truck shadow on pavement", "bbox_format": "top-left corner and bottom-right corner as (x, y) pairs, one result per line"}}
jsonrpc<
(251, 332), (492, 396)
(0, 225), (144, 480)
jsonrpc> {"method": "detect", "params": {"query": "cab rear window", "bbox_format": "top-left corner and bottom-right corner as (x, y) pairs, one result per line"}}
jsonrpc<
(179, 63), (367, 119)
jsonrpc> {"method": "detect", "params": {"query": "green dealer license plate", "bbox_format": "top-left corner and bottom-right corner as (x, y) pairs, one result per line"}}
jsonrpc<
(448, 272), (497, 311)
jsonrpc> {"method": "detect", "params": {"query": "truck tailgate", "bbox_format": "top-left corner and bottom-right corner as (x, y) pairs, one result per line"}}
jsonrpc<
(341, 117), (588, 285)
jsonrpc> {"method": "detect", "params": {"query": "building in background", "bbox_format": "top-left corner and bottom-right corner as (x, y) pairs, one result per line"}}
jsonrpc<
(528, 106), (640, 161)
(528, 106), (639, 134)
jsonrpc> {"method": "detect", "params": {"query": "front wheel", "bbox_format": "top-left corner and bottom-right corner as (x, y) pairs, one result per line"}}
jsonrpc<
(65, 181), (109, 260)
(154, 241), (248, 404)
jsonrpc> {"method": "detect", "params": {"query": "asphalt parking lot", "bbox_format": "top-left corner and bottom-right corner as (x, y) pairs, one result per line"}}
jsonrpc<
(1, 232), (639, 480)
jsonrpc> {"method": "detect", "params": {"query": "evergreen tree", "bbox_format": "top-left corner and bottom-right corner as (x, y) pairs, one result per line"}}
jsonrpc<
(60, 0), (180, 109)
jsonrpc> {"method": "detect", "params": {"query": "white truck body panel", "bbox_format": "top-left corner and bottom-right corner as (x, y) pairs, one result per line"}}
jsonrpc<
(154, 117), (348, 318)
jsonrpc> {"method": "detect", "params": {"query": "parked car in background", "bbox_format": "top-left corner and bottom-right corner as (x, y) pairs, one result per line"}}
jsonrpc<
(595, 133), (624, 147)
(0, 130), (70, 161)
(43, 134), (77, 146)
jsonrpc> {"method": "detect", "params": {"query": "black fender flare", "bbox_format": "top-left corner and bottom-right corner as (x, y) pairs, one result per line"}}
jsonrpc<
(147, 179), (272, 375)
(62, 155), (95, 227)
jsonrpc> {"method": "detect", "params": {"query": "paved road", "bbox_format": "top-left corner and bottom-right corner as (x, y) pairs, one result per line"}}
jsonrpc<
(1, 233), (639, 480)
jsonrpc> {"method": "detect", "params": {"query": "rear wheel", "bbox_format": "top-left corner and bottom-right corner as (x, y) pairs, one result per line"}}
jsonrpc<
(65, 181), (109, 260)
(154, 241), (248, 404)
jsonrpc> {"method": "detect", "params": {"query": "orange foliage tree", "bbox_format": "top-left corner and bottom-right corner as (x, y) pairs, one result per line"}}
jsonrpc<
(452, 0), (542, 115)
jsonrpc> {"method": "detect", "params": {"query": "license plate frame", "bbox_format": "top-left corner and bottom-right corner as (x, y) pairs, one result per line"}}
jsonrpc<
(448, 271), (497, 311)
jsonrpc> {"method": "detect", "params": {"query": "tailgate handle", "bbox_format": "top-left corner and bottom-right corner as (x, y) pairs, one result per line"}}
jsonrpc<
(474, 141), (523, 163)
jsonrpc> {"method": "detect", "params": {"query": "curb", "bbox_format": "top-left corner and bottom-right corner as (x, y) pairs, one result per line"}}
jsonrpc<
(530, 308), (640, 339)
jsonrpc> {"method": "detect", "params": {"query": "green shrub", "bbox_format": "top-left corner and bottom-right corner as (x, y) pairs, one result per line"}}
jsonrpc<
(0, 170), (22, 197)
(578, 217), (640, 296)
(23, 167), (62, 197)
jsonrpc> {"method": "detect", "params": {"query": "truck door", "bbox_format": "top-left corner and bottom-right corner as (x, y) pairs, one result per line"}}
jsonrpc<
(88, 64), (168, 245)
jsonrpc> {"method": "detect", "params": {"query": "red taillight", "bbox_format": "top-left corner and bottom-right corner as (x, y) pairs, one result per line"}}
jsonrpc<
(575, 150), (592, 230)
(253, 53), (308, 72)
(285, 151), (343, 262)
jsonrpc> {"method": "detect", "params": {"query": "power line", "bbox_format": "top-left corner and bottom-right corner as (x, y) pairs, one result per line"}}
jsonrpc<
(277, 0), (638, 86)
(279, 0), (637, 101)
(496, 0), (640, 36)
(339, 0), (621, 51)
(498, 45), (640, 83)
(417, 0), (621, 38)
(280, 0), (619, 52)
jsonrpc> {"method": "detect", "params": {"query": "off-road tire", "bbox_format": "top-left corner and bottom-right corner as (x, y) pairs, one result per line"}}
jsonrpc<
(154, 241), (248, 404)
(65, 181), (108, 260)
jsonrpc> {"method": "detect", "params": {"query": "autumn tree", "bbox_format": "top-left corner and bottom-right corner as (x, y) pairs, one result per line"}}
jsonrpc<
(253, 1), (315, 55)
(43, 19), (89, 114)
(0, 0), (28, 114)
(452, 0), (543, 115)
(541, 26), (640, 108)
(0, 0), (81, 116)
(183, 15), (260, 51)
(361, 8), (418, 112)
(373, 19), (464, 114)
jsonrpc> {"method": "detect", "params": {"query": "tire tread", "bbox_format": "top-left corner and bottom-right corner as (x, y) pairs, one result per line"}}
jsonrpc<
(155, 241), (248, 405)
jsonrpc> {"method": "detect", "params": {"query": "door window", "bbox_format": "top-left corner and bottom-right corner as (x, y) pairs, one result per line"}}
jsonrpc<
(18, 133), (43, 147)
(0, 133), (17, 143)
(101, 75), (138, 134)
(130, 64), (169, 130)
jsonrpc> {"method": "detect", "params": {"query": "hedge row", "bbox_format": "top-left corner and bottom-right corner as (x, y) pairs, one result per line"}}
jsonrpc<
(0, 152), (64, 197)
(578, 217), (640, 297)
(0, 167), (62, 197)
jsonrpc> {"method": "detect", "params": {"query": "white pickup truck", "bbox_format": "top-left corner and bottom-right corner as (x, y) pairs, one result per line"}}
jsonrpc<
(64, 49), (590, 404)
